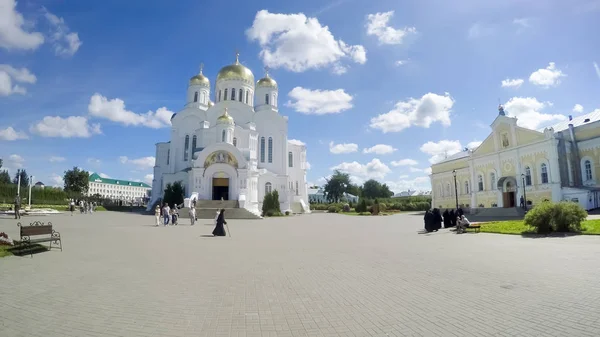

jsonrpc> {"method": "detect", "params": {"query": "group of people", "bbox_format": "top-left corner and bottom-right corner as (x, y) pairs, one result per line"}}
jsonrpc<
(154, 202), (227, 236)
(423, 208), (470, 233)
(68, 200), (96, 216)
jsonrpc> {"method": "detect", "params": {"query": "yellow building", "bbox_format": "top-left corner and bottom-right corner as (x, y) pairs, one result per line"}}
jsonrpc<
(430, 106), (600, 211)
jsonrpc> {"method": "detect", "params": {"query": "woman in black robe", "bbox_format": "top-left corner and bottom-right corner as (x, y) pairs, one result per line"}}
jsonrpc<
(432, 208), (442, 231)
(212, 209), (227, 236)
(448, 209), (456, 228)
(423, 210), (433, 232)
(442, 209), (450, 228)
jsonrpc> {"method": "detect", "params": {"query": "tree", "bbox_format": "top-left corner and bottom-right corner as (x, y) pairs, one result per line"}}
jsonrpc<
(12, 169), (29, 186)
(346, 183), (361, 197)
(163, 181), (184, 207)
(262, 190), (281, 216)
(361, 179), (395, 199)
(323, 170), (351, 203)
(64, 167), (89, 195)
(0, 170), (10, 185)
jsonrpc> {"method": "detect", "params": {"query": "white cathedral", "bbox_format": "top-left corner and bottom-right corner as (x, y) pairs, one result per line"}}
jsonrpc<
(148, 53), (310, 216)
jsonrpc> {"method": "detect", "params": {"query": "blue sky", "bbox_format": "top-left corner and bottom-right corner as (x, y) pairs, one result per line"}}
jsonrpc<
(1, 0), (599, 192)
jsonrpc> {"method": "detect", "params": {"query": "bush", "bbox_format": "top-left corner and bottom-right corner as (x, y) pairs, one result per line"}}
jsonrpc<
(524, 201), (587, 234)
(262, 190), (281, 216)
(379, 203), (386, 212)
(342, 203), (351, 212)
(285, 211), (290, 216)
(327, 206), (340, 213)
(355, 199), (367, 213)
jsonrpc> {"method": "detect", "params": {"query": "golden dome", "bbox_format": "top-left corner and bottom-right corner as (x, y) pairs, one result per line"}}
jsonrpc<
(216, 53), (254, 84)
(217, 108), (234, 124)
(257, 75), (277, 88)
(189, 64), (210, 86)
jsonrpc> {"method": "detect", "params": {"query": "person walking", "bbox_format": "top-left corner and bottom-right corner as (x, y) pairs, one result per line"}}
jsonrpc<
(69, 200), (75, 216)
(14, 195), (20, 219)
(162, 203), (170, 226)
(212, 209), (227, 236)
(154, 205), (161, 226)
(189, 206), (196, 226)
(171, 205), (179, 225)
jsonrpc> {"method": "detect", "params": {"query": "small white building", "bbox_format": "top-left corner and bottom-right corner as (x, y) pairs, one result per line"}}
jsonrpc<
(148, 53), (310, 216)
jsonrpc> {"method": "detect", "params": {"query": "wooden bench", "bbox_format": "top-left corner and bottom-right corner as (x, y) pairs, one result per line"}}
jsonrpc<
(465, 224), (481, 233)
(17, 221), (62, 257)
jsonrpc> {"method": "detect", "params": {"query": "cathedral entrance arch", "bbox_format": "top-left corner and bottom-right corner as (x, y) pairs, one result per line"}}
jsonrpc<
(497, 176), (518, 208)
(212, 176), (229, 200)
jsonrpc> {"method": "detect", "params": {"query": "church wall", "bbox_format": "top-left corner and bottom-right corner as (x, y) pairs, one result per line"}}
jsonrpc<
(431, 158), (468, 174)
(576, 136), (600, 186)
(574, 121), (600, 141)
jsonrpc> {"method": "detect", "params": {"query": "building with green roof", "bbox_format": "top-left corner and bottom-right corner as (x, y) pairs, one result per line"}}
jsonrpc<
(88, 173), (151, 201)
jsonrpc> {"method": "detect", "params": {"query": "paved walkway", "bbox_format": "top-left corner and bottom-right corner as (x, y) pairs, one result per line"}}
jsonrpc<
(2, 212), (600, 337)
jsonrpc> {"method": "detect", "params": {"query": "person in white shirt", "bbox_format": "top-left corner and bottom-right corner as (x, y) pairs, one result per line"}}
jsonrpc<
(154, 205), (161, 226)
(162, 204), (170, 226)
(189, 206), (196, 226)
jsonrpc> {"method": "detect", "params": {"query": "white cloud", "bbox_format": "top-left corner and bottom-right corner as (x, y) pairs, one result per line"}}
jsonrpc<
(286, 87), (353, 114)
(363, 144), (397, 155)
(594, 62), (600, 80)
(513, 18), (531, 29)
(87, 158), (101, 165)
(49, 156), (65, 163)
(409, 167), (424, 173)
(385, 176), (431, 193)
(420, 140), (463, 164)
(466, 141), (482, 149)
(395, 59), (409, 66)
(50, 173), (64, 187)
(43, 8), (82, 56)
(573, 104), (584, 114)
(503, 97), (566, 129)
(2, 154), (25, 173)
(424, 167), (432, 175)
(369, 92), (454, 133)
(119, 156), (155, 169)
(468, 23), (494, 39)
(30, 116), (102, 138)
(365, 11), (416, 45)
(0, 126), (28, 140)
(0, 0), (44, 51)
(288, 139), (305, 146)
(306, 161), (311, 170)
(99, 173), (111, 178)
(0, 64), (36, 96)
(144, 174), (153, 185)
(88, 94), (173, 128)
(390, 159), (418, 167)
(329, 141), (358, 154)
(529, 62), (566, 88)
(331, 158), (391, 180)
(246, 10), (366, 73)
(501, 78), (524, 88)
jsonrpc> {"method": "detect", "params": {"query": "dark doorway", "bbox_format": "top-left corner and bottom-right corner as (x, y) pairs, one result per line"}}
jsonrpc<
(503, 192), (516, 208)
(212, 178), (229, 200)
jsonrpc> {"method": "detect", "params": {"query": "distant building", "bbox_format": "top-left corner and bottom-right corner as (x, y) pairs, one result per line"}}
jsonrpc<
(308, 187), (359, 203)
(34, 181), (45, 189)
(88, 173), (151, 202)
(392, 189), (432, 199)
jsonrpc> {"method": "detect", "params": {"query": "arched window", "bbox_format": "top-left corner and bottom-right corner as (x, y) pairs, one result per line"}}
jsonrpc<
(296, 181), (299, 195)
(265, 94), (269, 105)
(268, 137), (273, 163)
(166, 149), (170, 165)
(265, 182), (272, 195)
(224, 89), (228, 101)
(231, 88), (235, 101)
(221, 130), (226, 142)
(184, 135), (190, 161)
(239, 89), (243, 102)
(273, 93), (277, 107)
(478, 175), (484, 191)
(541, 163), (548, 184)
(201, 92), (206, 103)
(525, 166), (532, 186)
(260, 137), (265, 163)
(288, 152), (293, 167)
(193, 92), (198, 102)
(218, 90), (222, 102)
(585, 160), (593, 181)
(233, 137), (237, 147)
(490, 172), (496, 190)
(192, 135), (197, 157)
(245, 90), (249, 104)
(464, 181), (469, 194)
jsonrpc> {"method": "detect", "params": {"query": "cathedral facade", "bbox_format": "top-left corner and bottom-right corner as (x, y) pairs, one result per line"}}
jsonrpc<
(431, 106), (600, 211)
(148, 54), (310, 216)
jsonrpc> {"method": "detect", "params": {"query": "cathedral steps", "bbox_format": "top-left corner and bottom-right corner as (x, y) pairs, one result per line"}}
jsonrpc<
(178, 199), (262, 219)
(194, 200), (239, 209)
(468, 207), (526, 222)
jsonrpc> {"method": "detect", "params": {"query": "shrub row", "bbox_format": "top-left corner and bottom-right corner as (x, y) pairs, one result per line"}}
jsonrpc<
(524, 201), (587, 234)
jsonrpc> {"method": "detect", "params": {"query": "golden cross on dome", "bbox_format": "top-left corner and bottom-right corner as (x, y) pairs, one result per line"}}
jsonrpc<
(199, 63), (204, 74)
(235, 50), (240, 64)
(264, 66), (270, 76)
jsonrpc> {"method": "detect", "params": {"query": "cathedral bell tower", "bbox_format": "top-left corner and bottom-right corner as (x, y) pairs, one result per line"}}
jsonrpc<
(216, 108), (234, 144)
(254, 67), (278, 112)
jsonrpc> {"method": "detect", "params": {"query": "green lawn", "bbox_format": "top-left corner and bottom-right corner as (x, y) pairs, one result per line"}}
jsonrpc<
(480, 219), (600, 235)
(0, 245), (13, 258)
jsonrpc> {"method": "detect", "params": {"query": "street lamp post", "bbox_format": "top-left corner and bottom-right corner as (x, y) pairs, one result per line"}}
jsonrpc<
(452, 170), (459, 210)
(521, 173), (527, 210)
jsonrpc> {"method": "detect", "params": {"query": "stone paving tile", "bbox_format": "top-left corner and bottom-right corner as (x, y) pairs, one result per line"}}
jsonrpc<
(2, 212), (600, 337)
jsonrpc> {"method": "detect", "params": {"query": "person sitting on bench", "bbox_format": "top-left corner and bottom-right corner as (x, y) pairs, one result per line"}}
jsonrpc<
(457, 215), (471, 234)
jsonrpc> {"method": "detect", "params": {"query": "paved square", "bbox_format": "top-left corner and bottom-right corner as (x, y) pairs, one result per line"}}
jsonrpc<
(2, 212), (600, 337)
